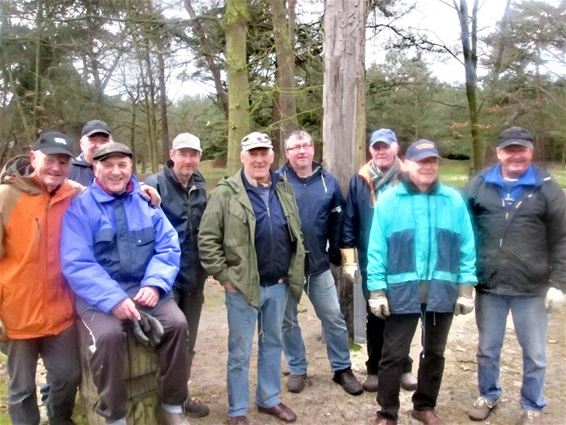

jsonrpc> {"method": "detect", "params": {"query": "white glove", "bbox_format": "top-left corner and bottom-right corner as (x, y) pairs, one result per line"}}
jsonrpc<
(369, 291), (390, 319)
(545, 287), (565, 313)
(454, 285), (475, 315)
(342, 263), (358, 281)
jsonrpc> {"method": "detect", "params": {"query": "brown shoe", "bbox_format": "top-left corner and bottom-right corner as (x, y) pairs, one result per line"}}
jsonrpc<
(373, 415), (397, 425)
(184, 397), (210, 418)
(257, 402), (297, 422)
(411, 409), (444, 425)
(227, 416), (257, 425)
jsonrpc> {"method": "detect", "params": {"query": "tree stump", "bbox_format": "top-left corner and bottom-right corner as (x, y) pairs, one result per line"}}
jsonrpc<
(76, 320), (160, 425)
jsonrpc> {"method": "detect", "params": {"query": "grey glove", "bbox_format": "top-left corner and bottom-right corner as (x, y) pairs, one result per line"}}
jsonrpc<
(131, 311), (164, 347)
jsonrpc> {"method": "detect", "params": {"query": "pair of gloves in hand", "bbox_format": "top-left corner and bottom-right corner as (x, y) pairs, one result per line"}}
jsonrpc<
(130, 310), (164, 347)
(368, 285), (476, 319)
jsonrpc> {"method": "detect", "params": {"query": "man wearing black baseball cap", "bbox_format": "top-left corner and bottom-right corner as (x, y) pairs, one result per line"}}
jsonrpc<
(367, 139), (477, 425)
(466, 127), (566, 425)
(70, 119), (112, 185)
(0, 131), (81, 425)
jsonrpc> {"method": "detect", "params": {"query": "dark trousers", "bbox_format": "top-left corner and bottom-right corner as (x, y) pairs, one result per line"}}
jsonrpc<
(365, 302), (413, 375)
(7, 324), (80, 425)
(79, 298), (189, 421)
(377, 310), (453, 421)
(174, 288), (204, 379)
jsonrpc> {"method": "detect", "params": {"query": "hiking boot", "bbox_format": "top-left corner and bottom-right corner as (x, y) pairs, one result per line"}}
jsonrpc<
(363, 374), (379, 392)
(468, 396), (497, 421)
(332, 368), (363, 395)
(517, 410), (543, 425)
(184, 397), (210, 418)
(372, 415), (397, 425)
(287, 373), (307, 393)
(400, 372), (417, 391)
(411, 409), (444, 425)
(227, 416), (257, 425)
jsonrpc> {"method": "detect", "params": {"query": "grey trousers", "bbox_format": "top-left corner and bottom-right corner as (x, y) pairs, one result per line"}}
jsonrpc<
(7, 324), (80, 425)
(174, 288), (204, 379)
(79, 298), (189, 421)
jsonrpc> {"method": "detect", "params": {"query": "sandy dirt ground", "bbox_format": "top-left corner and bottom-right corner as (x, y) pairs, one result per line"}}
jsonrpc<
(187, 281), (566, 425)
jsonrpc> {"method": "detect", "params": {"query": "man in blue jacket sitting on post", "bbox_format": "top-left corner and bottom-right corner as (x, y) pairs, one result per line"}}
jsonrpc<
(61, 142), (191, 425)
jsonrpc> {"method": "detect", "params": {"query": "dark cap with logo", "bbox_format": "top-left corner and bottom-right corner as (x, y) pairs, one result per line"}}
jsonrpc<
(93, 142), (133, 161)
(33, 131), (74, 157)
(497, 126), (534, 149)
(81, 120), (112, 138)
(406, 139), (441, 161)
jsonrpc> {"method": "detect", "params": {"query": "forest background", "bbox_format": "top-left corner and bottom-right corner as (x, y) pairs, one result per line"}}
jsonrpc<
(1, 0), (565, 176)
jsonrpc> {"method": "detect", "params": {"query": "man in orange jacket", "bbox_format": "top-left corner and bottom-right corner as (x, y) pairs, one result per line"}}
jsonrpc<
(0, 131), (82, 425)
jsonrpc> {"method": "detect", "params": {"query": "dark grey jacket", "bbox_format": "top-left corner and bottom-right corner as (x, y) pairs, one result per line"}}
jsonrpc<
(465, 164), (566, 296)
(146, 162), (207, 293)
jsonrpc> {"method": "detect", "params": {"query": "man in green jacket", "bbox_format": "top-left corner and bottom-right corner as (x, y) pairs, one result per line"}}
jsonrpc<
(199, 132), (305, 425)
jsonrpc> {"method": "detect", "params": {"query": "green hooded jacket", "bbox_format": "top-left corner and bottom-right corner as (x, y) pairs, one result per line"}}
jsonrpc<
(198, 170), (305, 307)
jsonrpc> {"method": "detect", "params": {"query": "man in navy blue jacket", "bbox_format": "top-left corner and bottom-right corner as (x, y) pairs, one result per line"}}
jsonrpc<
(280, 130), (363, 396)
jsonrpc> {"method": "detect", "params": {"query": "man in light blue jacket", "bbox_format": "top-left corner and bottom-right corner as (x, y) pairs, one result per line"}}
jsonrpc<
(367, 140), (477, 425)
(61, 142), (191, 425)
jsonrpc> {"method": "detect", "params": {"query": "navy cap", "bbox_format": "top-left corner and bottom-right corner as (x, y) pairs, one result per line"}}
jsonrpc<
(33, 131), (74, 157)
(406, 139), (440, 161)
(369, 128), (397, 147)
(81, 120), (111, 137)
(93, 142), (133, 161)
(497, 126), (534, 149)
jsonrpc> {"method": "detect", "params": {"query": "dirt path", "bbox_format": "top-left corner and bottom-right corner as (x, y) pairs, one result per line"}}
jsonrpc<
(190, 281), (566, 425)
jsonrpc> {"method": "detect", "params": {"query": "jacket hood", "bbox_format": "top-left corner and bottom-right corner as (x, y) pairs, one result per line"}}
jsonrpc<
(0, 155), (42, 194)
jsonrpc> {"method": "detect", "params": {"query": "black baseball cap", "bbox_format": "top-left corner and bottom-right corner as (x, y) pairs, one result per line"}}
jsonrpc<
(93, 142), (133, 161)
(33, 131), (74, 157)
(497, 127), (534, 149)
(81, 120), (111, 138)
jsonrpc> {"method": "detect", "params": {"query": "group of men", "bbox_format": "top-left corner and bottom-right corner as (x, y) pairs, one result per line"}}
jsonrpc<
(0, 121), (564, 425)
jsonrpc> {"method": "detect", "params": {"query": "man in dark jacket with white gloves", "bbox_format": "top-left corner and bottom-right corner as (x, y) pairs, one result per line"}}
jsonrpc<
(279, 130), (363, 396)
(465, 127), (566, 425)
(146, 132), (209, 418)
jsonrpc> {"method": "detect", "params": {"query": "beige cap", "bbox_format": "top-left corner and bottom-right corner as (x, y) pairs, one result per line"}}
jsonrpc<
(172, 133), (202, 152)
(241, 132), (273, 151)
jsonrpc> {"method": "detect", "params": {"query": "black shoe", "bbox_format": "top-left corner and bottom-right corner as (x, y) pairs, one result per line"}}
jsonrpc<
(184, 398), (210, 418)
(332, 368), (363, 395)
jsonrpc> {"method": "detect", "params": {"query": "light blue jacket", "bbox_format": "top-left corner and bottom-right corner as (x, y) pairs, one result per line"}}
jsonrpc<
(367, 178), (477, 314)
(61, 177), (180, 314)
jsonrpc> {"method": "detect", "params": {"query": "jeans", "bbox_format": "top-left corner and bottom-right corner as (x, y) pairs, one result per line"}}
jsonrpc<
(475, 292), (547, 411)
(226, 283), (288, 417)
(377, 310), (453, 421)
(282, 269), (351, 374)
(7, 325), (80, 425)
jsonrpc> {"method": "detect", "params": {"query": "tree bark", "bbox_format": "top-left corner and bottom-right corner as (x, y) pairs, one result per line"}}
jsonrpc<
(224, 0), (251, 174)
(323, 0), (366, 338)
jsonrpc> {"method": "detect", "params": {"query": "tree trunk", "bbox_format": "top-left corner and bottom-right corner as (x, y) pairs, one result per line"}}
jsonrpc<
(322, 0), (366, 338)
(271, 0), (298, 161)
(454, 0), (482, 174)
(224, 0), (251, 174)
(184, 0), (229, 120)
(157, 46), (170, 164)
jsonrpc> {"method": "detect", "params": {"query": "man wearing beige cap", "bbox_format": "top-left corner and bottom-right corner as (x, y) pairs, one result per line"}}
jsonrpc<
(146, 132), (209, 417)
(199, 132), (305, 425)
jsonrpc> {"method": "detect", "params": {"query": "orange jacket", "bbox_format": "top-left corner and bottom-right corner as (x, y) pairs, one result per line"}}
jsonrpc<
(0, 156), (81, 339)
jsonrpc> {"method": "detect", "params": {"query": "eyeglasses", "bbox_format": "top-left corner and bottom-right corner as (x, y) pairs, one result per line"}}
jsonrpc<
(286, 143), (313, 152)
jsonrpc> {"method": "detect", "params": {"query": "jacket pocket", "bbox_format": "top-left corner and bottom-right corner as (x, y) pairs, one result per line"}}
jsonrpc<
(436, 229), (460, 273)
(94, 228), (116, 263)
(225, 200), (249, 247)
(387, 229), (415, 274)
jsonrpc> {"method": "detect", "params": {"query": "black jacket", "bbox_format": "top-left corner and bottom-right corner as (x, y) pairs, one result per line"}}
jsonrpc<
(69, 154), (94, 186)
(465, 164), (566, 296)
(146, 162), (207, 293)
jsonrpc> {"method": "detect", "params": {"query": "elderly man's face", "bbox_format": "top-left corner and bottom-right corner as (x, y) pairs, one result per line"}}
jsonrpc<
(496, 145), (533, 179)
(81, 133), (110, 164)
(241, 148), (274, 183)
(405, 157), (440, 192)
(285, 136), (314, 173)
(370, 142), (399, 171)
(30, 150), (71, 192)
(94, 154), (133, 194)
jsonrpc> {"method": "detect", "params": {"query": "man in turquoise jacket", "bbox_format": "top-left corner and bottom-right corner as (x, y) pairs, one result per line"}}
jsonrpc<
(367, 139), (477, 425)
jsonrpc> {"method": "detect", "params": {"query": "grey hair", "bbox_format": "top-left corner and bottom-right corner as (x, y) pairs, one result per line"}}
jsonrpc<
(284, 130), (312, 149)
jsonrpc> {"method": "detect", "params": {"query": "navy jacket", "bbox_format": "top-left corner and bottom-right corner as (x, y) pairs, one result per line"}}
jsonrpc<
(69, 154), (94, 186)
(146, 162), (207, 293)
(279, 162), (344, 276)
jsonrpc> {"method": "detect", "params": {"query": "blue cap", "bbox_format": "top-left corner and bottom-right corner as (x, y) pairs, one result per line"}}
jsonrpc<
(406, 139), (440, 161)
(369, 128), (397, 147)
